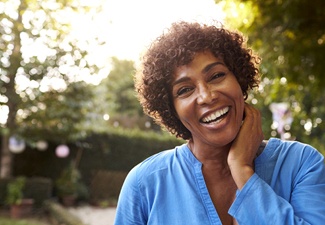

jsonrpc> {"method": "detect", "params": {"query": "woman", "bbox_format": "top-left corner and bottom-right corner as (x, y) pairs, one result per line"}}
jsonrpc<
(114, 21), (325, 225)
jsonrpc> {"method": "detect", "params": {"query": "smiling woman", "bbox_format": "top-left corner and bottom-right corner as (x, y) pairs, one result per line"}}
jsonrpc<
(114, 21), (325, 225)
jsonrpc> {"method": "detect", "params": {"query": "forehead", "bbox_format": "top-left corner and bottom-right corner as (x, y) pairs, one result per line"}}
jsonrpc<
(174, 51), (225, 78)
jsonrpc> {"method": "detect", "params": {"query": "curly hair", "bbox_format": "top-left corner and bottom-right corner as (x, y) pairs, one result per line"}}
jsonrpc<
(135, 21), (260, 140)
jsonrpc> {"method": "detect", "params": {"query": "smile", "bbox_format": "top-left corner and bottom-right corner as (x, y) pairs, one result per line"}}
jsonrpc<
(201, 107), (229, 123)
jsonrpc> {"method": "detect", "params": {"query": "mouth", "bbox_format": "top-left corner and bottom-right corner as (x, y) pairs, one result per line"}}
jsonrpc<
(201, 107), (230, 124)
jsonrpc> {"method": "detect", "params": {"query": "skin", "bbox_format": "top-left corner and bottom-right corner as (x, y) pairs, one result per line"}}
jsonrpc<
(172, 51), (264, 225)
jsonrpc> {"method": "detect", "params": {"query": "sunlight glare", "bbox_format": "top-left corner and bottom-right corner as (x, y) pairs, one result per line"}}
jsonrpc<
(63, 0), (223, 84)
(99, 0), (224, 61)
(0, 105), (9, 125)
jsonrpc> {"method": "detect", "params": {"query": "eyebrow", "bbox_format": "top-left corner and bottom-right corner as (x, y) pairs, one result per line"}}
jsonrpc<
(172, 76), (190, 87)
(202, 61), (224, 74)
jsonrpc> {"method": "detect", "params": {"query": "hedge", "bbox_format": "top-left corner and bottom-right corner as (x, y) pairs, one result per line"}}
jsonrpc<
(11, 129), (185, 201)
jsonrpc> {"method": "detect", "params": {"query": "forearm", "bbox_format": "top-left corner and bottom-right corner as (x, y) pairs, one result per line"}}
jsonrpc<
(229, 173), (325, 225)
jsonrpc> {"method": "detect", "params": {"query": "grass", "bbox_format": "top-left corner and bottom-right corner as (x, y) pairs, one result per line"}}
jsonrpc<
(0, 208), (51, 225)
(0, 217), (50, 225)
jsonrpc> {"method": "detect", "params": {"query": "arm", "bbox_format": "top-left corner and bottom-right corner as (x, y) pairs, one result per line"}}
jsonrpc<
(114, 166), (147, 225)
(227, 103), (325, 224)
(229, 149), (325, 224)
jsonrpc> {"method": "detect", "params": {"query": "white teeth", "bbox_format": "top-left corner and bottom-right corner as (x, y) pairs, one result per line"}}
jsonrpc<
(202, 107), (229, 123)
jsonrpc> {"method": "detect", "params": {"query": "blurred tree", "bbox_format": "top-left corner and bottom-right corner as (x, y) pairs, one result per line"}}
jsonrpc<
(0, 0), (105, 177)
(217, 0), (325, 153)
(18, 81), (94, 142)
(103, 57), (140, 117)
(246, 0), (324, 87)
(96, 57), (160, 131)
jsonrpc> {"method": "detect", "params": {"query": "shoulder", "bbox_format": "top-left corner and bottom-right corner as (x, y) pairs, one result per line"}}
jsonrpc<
(255, 138), (325, 186)
(268, 138), (321, 155)
(260, 138), (324, 166)
(123, 144), (188, 185)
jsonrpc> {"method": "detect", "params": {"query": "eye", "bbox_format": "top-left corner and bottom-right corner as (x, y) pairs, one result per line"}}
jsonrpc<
(176, 86), (193, 96)
(210, 72), (226, 81)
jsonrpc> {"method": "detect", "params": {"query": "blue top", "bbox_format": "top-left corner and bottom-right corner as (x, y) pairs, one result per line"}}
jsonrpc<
(114, 138), (325, 225)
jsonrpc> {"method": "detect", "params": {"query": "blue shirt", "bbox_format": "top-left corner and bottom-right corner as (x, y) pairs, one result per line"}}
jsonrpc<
(114, 138), (325, 224)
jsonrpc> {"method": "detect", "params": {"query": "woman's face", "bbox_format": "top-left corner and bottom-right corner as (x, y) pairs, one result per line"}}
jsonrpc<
(171, 51), (245, 148)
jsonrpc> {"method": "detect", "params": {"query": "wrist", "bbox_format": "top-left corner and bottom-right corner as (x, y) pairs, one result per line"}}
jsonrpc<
(229, 164), (254, 190)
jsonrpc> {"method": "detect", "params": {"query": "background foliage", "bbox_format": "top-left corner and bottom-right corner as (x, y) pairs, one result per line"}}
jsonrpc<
(0, 0), (105, 177)
(217, 0), (325, 154)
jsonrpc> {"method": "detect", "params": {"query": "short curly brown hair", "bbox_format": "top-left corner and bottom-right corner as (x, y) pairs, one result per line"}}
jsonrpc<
(135, 21), (260, 140)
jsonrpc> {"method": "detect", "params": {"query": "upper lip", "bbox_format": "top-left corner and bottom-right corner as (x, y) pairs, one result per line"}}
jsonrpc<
(200, 106), (230, 123)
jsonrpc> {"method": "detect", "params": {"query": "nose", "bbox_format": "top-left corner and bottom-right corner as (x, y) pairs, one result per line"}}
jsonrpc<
(197, 84), (216, 105)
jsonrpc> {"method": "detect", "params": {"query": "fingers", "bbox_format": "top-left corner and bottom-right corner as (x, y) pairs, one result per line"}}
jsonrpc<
(243, 103), (264, 142)
(228, 103), (264, 165)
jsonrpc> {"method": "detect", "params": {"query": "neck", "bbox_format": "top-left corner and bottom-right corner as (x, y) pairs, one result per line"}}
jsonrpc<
(188, 139), (231, 176)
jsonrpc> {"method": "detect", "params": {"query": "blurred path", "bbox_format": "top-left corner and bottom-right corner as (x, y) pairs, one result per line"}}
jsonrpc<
(67, 206), (116, 225)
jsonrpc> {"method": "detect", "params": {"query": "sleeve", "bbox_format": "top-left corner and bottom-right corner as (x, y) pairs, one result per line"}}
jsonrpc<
(228, 150), (325, 225)
(114, 166), (147, 225)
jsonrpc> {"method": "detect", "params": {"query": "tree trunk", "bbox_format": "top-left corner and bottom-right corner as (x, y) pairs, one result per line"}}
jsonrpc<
(0, 134), (12, 178)
(0, 0), (26, 178)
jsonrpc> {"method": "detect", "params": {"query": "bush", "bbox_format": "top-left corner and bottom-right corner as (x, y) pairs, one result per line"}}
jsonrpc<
(5, 176), (26, 205)
(0, 177), (52, 208)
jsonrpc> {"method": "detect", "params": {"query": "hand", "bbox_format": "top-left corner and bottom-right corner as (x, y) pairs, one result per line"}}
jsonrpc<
(227, 103), (264, 189)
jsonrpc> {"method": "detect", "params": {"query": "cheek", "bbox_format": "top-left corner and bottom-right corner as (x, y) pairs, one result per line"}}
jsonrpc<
(173, 101), (193, 126)
(173, 101), (188, 125)
(175, 106), (189, 123)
